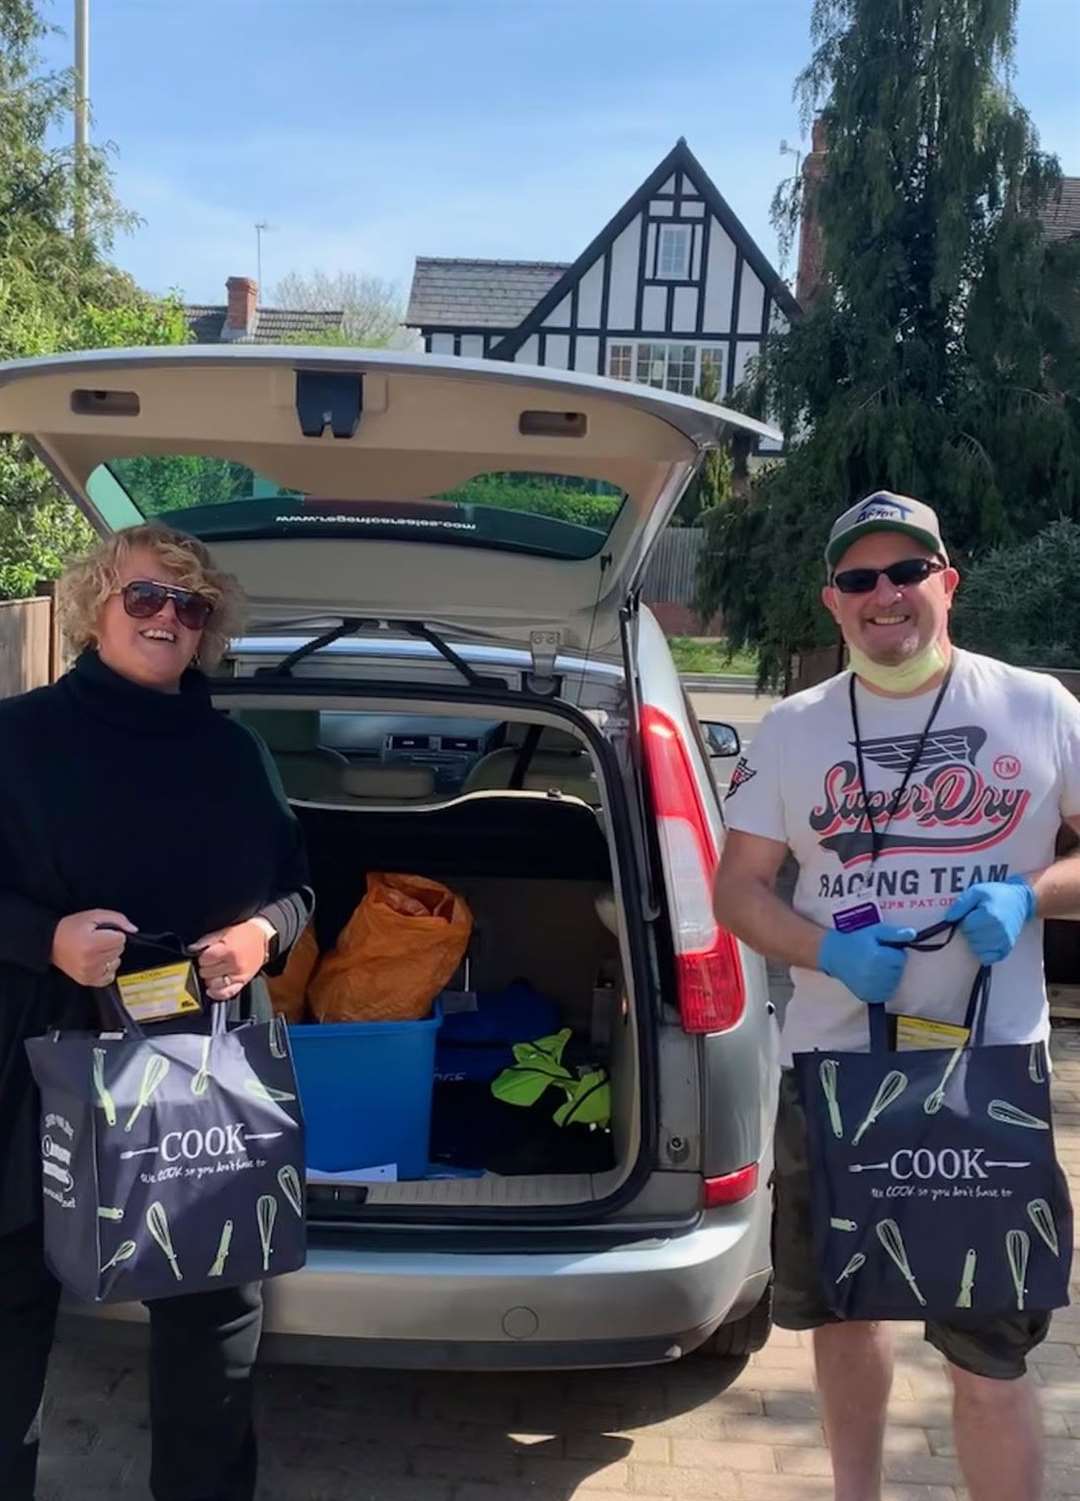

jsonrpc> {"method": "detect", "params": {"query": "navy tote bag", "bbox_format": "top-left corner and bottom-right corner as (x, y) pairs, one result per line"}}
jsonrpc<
(26, 934), (306, 1303)
(793, 923), (1072, 1321)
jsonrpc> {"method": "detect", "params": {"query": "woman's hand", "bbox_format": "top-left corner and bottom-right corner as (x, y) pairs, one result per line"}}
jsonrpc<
(189, 918), (273, 1002)
(50, 910), (136, 987)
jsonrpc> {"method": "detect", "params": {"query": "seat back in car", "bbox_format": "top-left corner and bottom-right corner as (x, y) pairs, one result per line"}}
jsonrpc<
(463, 725), (599, 804)
(234, 710), (349, 801)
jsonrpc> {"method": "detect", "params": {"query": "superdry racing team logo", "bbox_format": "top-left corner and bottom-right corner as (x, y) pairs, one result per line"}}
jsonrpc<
(725, 757), (757, 799)
(811, 724), (1031, 866)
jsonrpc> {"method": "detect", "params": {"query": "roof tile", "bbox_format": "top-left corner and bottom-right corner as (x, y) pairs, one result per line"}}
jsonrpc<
(183, 305), (345, 344)
(1038, 177), (1080, 242)
(405, 257), (569, 329)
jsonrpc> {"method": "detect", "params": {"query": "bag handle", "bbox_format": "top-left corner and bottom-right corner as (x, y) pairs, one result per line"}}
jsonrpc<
(882, 918), (958, 953)
(92, 927), (227, 1040)
(869, 919), (992, 1053)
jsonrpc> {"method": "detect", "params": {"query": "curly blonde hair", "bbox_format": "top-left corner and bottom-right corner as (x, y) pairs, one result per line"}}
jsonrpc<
(57, 523), (245, 671)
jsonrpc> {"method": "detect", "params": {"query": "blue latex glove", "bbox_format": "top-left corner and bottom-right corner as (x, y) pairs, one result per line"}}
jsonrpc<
(945, 877), (1036, 964)
(818, 923), (917, 1005)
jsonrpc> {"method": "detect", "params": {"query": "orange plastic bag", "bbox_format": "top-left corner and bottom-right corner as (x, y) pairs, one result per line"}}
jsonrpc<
(309, 873), (472, 1024)
(264, 922), (319, 1023)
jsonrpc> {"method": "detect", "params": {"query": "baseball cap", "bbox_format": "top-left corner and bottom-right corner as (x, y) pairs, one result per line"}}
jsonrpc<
(825, 491), (948, 572)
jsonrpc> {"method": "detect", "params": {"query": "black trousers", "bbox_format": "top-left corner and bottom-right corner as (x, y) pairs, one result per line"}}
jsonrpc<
(0, 1220), (263, 1501)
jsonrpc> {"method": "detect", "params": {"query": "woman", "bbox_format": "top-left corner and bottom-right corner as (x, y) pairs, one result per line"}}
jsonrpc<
(0, 522), (312, 1501)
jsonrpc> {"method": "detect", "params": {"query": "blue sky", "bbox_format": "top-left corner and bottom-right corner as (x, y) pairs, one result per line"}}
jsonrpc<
(39, 0), (1080, 310)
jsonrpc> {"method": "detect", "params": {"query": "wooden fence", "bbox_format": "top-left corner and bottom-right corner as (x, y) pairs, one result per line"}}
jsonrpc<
(0, 589), (61, 696)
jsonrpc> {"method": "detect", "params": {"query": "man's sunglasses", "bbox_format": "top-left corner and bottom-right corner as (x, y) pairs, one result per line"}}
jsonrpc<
(832, 557), (946, 595)
(119, 579), (214, 631)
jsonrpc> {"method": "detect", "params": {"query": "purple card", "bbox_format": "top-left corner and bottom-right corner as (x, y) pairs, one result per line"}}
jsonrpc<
(833, 901), (881, 933)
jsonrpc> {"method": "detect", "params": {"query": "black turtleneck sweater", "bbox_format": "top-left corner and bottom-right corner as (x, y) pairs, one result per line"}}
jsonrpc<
(0, 649), (311, 1234)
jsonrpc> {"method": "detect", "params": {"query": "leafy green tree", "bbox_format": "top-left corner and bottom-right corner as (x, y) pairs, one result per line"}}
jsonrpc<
(953, 518), (1080, 668)
(0, 458), (89, 598)
(439, 474), (623, 530)
(674, 353), (733, 526)
(0, 2), (132, 303)
(698, 0), (1080, 688)
(0, 0), (189, 597)
(108, 457), (251, 518)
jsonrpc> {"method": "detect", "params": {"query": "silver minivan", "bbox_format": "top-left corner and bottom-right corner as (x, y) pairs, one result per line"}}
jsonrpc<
(0, 346), (780, 1369)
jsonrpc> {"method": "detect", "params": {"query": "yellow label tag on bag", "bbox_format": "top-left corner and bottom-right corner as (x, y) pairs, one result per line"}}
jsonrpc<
(895, 1014), (970, 1051)
(116, 961), (201, 1023)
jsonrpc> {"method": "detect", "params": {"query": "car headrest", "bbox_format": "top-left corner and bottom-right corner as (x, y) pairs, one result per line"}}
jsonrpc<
(341, 765), (437, 801)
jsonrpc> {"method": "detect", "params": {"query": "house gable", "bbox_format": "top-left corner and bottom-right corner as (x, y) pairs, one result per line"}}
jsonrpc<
(487, 138), (799, 395)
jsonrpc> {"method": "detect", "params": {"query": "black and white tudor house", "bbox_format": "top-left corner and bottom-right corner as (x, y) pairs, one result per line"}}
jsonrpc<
(406, 138), (799, 447)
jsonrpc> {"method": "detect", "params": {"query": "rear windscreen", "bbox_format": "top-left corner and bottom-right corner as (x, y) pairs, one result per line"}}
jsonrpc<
(86, 457), (626, 561)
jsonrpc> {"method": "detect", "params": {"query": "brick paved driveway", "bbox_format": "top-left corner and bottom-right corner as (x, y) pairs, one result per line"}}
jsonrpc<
(40, 1027), (1080, 1501)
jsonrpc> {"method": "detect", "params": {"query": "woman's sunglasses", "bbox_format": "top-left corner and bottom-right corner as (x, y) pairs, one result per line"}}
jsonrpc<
(120, 579), (214, 631)
(832, 557), (945, 595)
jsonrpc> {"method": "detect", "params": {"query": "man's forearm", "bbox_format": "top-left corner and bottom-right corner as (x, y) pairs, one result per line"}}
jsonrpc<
(715, 872), (825, 972)
(1027, 852), (1080, 920)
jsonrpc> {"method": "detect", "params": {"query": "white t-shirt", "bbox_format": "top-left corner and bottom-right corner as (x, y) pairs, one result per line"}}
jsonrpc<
(724, 650), (1080, 1064)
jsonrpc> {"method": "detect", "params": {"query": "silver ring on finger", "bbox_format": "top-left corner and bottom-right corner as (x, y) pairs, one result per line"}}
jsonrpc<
(221, 974), (232, 988)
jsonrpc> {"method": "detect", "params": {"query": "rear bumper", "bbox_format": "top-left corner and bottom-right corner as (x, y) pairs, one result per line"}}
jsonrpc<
(70, 1204), (770, 1370)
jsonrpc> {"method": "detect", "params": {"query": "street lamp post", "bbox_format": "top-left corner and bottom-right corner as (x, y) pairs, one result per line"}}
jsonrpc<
(74, 0), (89, 240)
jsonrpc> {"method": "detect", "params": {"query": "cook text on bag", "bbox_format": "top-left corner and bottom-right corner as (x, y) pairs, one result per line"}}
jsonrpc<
(794, 922), (1073, 1321)
(26, 940), (306, 1303)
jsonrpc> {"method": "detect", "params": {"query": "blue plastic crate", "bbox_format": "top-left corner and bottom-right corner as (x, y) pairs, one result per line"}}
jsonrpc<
(288, 1003), (442, 1176)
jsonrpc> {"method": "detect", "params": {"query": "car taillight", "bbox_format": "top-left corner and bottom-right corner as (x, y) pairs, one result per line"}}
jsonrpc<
(640, 705), (745, 1033)
(703, 1164), (759, 1207)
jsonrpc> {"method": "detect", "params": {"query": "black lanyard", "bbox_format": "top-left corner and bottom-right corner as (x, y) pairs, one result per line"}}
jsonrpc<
(848, 661), (954, 867)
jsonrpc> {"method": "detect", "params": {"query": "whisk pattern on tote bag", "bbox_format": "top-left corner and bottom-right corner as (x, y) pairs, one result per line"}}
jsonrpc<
(25, 931), (306, 1303)
(794, 921), (1072, 1320)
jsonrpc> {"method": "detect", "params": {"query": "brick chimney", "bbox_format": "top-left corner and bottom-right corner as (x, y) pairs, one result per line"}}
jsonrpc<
(223, 276), (257, 340)
(795, 118), (828, 309)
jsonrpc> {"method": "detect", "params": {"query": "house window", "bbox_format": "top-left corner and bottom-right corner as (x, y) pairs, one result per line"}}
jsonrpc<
(636, 343), (668, 388)
(608, 341), (729, 397)
(666, 344), (697, 395)
(608, 344), (633, 381)
(657, 224), (691, 280)
(633, 342), (698, 395)
(700, 346), (727, 391)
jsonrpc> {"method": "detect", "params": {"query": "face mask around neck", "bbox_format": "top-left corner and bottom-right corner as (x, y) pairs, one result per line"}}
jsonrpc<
(847, 639), (949, 694)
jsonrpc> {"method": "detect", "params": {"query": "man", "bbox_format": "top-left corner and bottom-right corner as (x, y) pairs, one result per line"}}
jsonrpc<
(714, 491), (1080, 1501)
